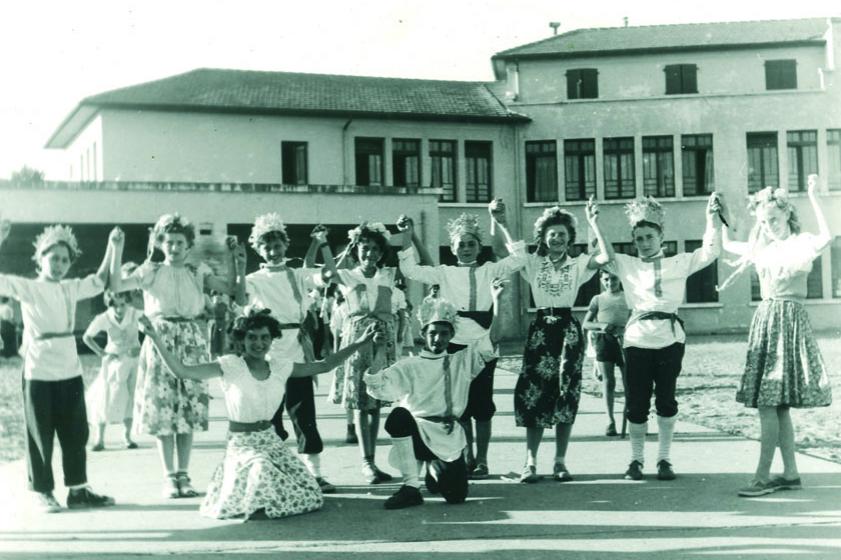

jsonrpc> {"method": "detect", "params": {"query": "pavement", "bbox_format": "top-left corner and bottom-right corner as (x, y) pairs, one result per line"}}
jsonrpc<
(1, 361), (840, 560)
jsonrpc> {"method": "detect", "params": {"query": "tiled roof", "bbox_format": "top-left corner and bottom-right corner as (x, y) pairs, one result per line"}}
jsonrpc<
(82, 68), (525, 122)
(494, 17), (831, 59)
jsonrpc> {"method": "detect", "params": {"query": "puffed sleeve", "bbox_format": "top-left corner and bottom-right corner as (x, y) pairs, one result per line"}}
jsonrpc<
(268, 355), (295, 386)
(131, 261), (158, 290)
(195, 262), (213, 288)
(486, 240), (528, 277)
(72, 274), (106, 301)
(216, 354), (241, 380)
(785, 233), (824, 273)
(364, 362), (413, 402)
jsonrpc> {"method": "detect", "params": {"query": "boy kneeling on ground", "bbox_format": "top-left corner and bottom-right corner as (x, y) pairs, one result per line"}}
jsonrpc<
(364, 281), (504, 509)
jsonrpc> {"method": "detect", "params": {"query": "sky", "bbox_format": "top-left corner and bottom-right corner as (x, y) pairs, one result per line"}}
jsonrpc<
(1, 0), (838, 180)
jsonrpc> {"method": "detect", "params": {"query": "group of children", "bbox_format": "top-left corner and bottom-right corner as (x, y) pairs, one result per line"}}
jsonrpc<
(0, 172), (832, 518)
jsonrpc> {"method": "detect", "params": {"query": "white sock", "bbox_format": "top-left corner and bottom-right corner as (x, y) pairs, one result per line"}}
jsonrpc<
(526, 454), (536, 467)
(657, 415), (676, 463)
(301, 454), (322, 478)
(388, 436), (420, 488)
(629, 421), (647, 464)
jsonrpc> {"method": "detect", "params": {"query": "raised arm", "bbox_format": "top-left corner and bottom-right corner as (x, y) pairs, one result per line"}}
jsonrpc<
(290, 323), (378, 377)
(139, 315), (223, 380)
(310, 226), (344, 286)
(489, 198), (516, 250)
(585, 196), (614, 268)
(807, 174), (831, 252)
(687, 192), (723, 275)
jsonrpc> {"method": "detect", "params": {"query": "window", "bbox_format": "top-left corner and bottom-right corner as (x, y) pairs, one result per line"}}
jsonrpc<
(684, 240), (719, 303)
(681, 134), (714, 196)
(642, 136), (675, 197)
(281, 141), (308, 185)
(664, 64), (698, 94)
(571, 244), (599, 307)
(354, 137), (384, 186)
(566, 69), (598, 100)
(526, 141), (558, 202)
(807, 257), (823, 299)
(747, 132), (779, 193)
(765, 59), (797, 90)
(564, 139), (596, 201)
(465, 141), (492, 203)
(786, 131), (818, 192)
(831, 237), (841, 298)
(430, 140), (457, 202)
(392, 139), (420, 188)
(603, 137), (636, 199)
(826, 130), (841, 191)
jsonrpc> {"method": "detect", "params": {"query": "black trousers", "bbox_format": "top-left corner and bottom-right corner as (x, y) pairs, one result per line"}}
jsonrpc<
(624, 343), (685, 424)
(448, 343), (497, 422)
(385, 407), (468, 504)
(23, 376), (89, 493)
(271, 376), (324, 455)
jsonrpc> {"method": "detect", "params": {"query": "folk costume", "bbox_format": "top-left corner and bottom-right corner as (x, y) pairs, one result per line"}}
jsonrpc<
(200, 348), (323, 520)
(398, 213), (526, 425)
(365, 299), (495, 508)
(605, 197), (721, 476)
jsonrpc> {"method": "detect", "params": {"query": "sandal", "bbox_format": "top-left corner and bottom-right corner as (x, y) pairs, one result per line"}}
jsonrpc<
(163, 474), (180, 499)
(176, 472), (199, 498)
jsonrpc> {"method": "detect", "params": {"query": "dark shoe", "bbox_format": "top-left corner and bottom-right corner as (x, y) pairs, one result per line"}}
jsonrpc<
(373, 466), (393, 483)
(66, 487), (115, 509)
(605, 422), (618, 437)
(163, 474), (180, 499)
(738, 479), (778, 497)
(624, 460), (644, 481)
(519, 464), (539, 483)
(470, 463), (489, 480)
(656, 460), (676, 481)
(316, 477), (336, 494)
(362, 463), (382, 485)
(769, 476), (802, 491)
(176, 472), (199, 498)
(552, 463), (573, 482)
(384, 485), (424, 510)
(34, 491), (62, 513)
(91, 442), (105, 452)
(125, 441), (139, 450)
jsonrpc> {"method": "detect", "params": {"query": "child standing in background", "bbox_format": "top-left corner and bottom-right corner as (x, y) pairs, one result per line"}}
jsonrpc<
(83, 290), (142, 451)
(583, 271), (630, 437)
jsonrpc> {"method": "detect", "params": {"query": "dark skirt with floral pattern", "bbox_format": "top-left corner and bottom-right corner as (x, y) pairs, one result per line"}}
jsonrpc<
(736, 299), (832, 409)
(514, 309), (585, 428)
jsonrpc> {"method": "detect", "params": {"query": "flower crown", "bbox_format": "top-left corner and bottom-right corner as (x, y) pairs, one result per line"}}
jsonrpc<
(151, 213), (194, 243)
(249, 213), (288, 250)
(625, 197), (665, 230)
(348, 222), (391, 245)
(33, 225), (81, 262)
(447, 213), (482, 244)
(417, 297), (458, 329)
(747, 187), (790, 214)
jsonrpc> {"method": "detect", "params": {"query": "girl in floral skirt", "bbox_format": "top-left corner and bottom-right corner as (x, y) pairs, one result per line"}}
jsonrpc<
(110, 215), (245, 498)
(721, 175), (832, 497)
(139, 308), (379, 520)
(510, 200), (610, 483)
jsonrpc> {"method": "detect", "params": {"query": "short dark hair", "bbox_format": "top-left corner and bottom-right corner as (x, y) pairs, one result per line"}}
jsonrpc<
(256, 229), (289, 246)
(356, 229), (390, 265)
(421, 321), (455, 336)
(631, 220), (663, 235)
(228, 308), (283, 343)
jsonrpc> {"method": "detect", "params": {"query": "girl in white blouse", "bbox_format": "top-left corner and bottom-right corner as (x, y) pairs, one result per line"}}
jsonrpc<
(139, 307), (379, 520)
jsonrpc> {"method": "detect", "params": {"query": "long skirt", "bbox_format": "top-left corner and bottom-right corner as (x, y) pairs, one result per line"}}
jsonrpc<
(200, 427), (323, 520)
(339, 314), (396, 411)
(736, 299), (832, 408)
(134, 318), (210, 436)
(514, 310), (585, 428)
(85, 353), (138, 424)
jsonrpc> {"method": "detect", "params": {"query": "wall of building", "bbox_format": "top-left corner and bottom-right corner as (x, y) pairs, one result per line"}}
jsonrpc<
(65, 114), (103, 182)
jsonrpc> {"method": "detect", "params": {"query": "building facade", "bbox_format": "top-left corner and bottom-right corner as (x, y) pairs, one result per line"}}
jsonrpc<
(6, 16), (839, 337)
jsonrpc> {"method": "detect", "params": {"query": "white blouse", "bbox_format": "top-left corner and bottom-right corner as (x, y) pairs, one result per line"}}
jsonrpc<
(520, 252), (595, 308)
(132, 261), (211, 319)
(216, 350), (294, 423)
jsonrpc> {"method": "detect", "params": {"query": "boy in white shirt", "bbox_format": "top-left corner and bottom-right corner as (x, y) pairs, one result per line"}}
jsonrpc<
(602, 194), (723, 481)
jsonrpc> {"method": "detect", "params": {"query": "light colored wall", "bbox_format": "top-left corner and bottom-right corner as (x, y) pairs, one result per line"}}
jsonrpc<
(65, 114), (103, 181)
(513, 45), (827, 104)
